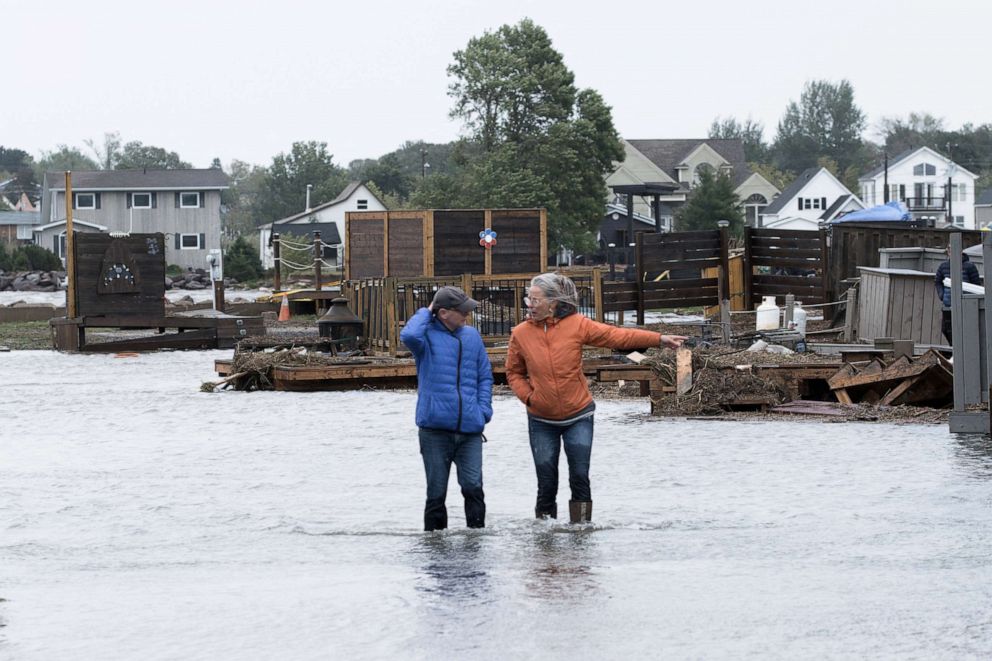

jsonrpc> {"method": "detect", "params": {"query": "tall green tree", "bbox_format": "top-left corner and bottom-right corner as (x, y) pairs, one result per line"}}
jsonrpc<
(675, 170), (744, 234)
(709, 116), (768, 163)
(84, 131), (123, 169)
(441, 19), (623, 251)
(221, 159), (270, 237)
(876, 112), (945, 155)
(256, 141), (348, 223)
(115, 142), (191, 170)
(772, 80), (867, 174)
(448, 18), (576, 151)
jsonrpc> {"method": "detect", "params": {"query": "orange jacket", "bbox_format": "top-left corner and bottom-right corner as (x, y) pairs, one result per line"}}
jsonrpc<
(505, 314), (661, 420)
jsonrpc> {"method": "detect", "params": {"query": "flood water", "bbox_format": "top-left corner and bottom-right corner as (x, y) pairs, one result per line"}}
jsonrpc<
(2, 350), (992, 659)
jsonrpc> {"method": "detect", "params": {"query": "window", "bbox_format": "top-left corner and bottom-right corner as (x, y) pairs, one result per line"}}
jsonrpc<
(800, 197), (824, 210)
(356, 198), (368, 210)
(180, 233), (202, 249)
(75, 193), (96, 209)
(131, 192), (152, 208)
(913, 163), (937, 176)
(953, 183), (968, 202)
(180, 192), (200, 208)
(953, 216), (965, 228)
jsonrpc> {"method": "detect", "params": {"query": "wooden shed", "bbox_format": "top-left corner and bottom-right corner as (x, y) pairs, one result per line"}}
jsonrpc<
(857, 266), (943, 345)
(344, 208), (546, 279)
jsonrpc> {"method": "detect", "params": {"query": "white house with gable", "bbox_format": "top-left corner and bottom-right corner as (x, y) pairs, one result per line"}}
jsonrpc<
(858, 146), (978, 229)
(258, 181), (386, 270)
(759, 167), (863, 230)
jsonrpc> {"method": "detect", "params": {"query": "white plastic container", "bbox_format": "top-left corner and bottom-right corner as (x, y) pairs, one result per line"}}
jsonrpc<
(791, 303), (808, 337)
(756, 296), (779, 331)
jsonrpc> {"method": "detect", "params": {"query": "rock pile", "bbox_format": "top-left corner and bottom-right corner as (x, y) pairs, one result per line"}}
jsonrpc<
(166, 269), (239, 291)
(0, 270), (65, 292)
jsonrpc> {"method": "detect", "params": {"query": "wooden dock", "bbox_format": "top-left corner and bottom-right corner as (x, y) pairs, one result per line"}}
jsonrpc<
(53, 312), (265, 352)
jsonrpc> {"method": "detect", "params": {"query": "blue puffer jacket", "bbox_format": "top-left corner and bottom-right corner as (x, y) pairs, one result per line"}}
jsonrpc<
(400, 308), (493, 433)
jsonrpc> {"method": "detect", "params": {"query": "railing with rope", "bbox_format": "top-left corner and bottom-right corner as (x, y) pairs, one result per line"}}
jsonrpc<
(271, 231), (341, 293)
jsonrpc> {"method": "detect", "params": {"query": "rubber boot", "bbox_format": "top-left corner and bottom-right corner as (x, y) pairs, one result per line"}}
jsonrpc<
(569, 500), (592, 523)
(535, 503), (557, 520)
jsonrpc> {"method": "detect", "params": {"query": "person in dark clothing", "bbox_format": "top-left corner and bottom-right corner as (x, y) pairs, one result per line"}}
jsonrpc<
(934, 248), (982, 344)
(400, 286), (493, 532)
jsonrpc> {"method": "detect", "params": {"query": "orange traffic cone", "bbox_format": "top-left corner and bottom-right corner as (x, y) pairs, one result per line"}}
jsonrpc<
(278, 295), (290, 321)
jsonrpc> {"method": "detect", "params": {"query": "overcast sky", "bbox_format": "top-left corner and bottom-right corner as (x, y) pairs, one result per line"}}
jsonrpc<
(5, 0), (988, 170)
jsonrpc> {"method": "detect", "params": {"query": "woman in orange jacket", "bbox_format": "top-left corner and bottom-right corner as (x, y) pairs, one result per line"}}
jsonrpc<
(505, 273), (686, 523)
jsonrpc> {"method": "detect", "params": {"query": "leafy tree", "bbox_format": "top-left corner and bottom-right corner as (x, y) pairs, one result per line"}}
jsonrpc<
(2, 244), (63, 271)
(223, 236), (263, 282)
(876, 112), (945, 155)
(709, 116), (768, 162)
(443, 20), (623, 251)
(675, 170), (744, 235)
(448, 18), (576, 151)
(0, 146), (38, 206)
(350, 153), (413, 199)
(256, 141), (348, 223)
(221, 159), (270, 237)
(115, 141), (191, 170)
(772, 80), (867, 174)
(34, 145), (99, 178)
(748, 162), (794, 192)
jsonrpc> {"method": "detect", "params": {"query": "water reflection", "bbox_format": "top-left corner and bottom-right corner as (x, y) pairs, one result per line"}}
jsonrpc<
(524, 528), (599, 601)
(413, 533), (491, 602)
(952, 434), (992, 479)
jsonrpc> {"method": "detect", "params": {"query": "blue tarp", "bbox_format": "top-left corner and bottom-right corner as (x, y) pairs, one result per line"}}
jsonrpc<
(831, 200), (911, 223)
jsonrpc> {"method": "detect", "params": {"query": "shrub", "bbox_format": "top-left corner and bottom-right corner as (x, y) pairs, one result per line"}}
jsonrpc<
(20, 244), (63, 271)
(224, 236), (263, 282)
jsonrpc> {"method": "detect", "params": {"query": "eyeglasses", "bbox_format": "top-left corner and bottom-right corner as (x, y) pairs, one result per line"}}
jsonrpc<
(524, 296), (547, 306)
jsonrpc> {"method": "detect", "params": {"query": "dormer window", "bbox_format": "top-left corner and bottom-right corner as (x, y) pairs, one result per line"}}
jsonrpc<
(913, 163), (937, 176)
(357, 199), (368, 210)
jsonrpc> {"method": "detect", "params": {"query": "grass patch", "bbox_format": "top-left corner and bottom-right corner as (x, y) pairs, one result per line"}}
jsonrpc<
(0, 321), (53, 350)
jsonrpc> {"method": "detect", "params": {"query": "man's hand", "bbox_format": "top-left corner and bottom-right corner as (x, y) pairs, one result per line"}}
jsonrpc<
(660, 334), (688, 349)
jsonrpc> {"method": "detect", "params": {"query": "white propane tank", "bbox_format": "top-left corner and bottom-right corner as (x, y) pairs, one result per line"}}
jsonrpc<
(791, 302), (808, 337)
(756, 296), (779, 331)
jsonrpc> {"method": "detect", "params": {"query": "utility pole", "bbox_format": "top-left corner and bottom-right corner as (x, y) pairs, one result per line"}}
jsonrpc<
(420, 148), (430, 179)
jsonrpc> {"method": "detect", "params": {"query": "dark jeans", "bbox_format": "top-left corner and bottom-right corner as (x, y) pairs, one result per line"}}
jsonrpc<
(942, 309), (953, 345)
(528, 415), (594, 517)
(418, 428), (485, 531)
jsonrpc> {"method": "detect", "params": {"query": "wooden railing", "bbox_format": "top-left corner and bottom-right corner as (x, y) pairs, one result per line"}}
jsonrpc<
(342, 271), (600, 353)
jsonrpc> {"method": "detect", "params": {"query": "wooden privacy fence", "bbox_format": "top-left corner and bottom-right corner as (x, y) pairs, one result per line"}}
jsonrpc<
(829, 223), (982, 293)
(342, 272), (598, 353)
(743, 227), (829, 309)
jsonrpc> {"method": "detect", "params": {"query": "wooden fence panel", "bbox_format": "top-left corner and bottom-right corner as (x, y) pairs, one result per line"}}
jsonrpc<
(744, 227), (828, 308)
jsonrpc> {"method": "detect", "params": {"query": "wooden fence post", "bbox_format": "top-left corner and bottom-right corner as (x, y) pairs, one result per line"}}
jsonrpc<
(593, 268), (604, 323)
(313, 230), (322, 295)
(819, 224), (831, 320)
(843, 286), (858, 342)
(273, 233), (282, 293)
(717, 221), (730, 303)
(635, 234), (645, 326)
(743, 226), (753, 310)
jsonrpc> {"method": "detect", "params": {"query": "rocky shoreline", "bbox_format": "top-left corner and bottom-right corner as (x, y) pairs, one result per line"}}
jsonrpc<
(0, 268), (246, 293)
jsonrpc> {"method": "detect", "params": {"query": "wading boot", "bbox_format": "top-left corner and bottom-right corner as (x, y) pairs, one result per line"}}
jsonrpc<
(535, 503), (557, 520)
(568, 500), (592, 523)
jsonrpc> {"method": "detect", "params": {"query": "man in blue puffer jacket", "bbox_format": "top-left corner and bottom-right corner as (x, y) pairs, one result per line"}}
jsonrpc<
(401, 286), (493, 531)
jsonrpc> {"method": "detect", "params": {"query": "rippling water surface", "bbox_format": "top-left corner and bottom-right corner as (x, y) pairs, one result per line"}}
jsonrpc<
(2, 351), (992, 659)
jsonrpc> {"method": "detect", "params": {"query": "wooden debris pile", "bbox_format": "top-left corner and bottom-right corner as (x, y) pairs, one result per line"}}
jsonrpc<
(826, 349), (952, 407)
(201, 345), (382, 392)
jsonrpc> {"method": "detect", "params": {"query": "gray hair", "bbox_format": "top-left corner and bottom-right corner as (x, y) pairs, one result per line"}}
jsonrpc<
(530, 272), (579, 318)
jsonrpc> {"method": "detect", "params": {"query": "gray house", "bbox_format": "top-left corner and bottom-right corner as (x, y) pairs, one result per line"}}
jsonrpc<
(976, 188), (992, 229)
(40, 169), (229, 269)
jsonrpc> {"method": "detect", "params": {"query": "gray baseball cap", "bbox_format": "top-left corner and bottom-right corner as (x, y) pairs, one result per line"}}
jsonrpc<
(432, 286), (478, 314)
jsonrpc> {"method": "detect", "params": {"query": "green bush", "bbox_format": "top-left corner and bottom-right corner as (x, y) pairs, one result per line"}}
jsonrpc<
(166, 264), (184, 276)
(20, 244), (63, 271)
(0, 244), (62, 271)
(224, 236), (263, 282)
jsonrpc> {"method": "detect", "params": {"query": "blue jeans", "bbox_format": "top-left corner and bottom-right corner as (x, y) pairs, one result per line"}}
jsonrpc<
(528, 416), (594, 517)
(418, 429), (485, 531)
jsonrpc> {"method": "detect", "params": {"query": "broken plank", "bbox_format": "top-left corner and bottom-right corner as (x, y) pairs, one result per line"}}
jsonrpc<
(676, 348), (692, 396)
